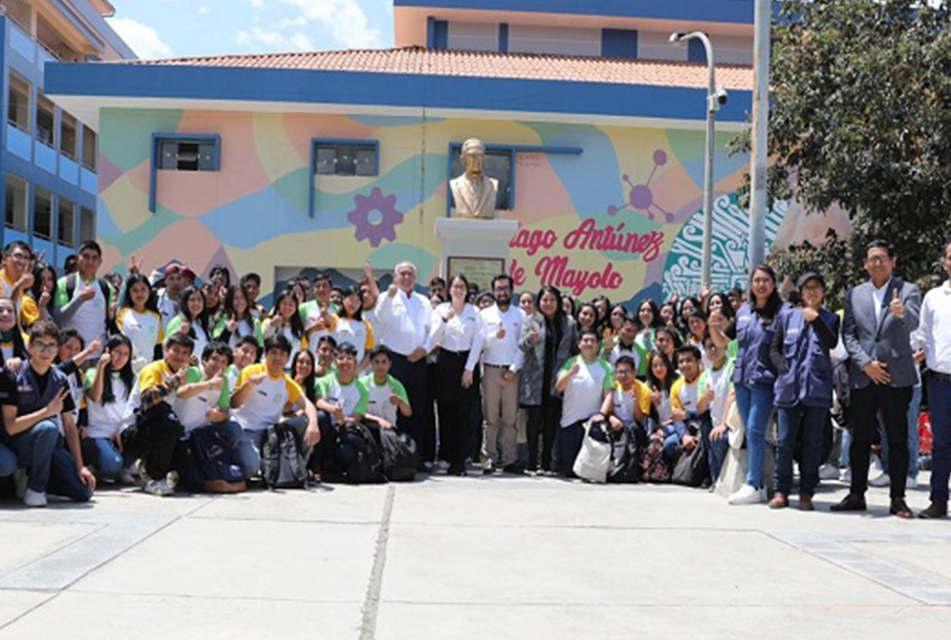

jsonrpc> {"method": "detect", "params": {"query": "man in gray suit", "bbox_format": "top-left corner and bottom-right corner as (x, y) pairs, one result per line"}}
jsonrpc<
(832, 240), (921, 517)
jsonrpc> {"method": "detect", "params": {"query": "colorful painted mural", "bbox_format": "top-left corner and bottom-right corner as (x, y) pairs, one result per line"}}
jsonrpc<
(97, 109), (845, 308)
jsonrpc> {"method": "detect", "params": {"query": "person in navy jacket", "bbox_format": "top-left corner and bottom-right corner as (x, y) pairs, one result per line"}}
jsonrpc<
(718, 264), (788, 505)
(768, 272), (840, 511)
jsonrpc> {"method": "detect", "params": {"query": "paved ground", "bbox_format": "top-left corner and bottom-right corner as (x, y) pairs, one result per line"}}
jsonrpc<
(0, 472), (948, 640)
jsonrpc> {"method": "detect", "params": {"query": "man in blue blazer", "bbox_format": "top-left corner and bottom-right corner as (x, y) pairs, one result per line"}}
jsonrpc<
(833, 240), (921, 517)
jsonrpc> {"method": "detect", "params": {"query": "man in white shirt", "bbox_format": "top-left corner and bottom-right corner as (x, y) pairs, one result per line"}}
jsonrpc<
(918, 239), (951, 519)
(479, 274), (524, 473)
(53, 241), (114, 356)
(372, 261), (432, 467)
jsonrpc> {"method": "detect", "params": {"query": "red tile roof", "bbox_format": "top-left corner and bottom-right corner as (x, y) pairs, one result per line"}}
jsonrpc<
(115, 46), (754, 91)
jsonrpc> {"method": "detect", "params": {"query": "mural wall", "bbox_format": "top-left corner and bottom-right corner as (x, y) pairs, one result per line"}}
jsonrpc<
(97, 108), (849, 308)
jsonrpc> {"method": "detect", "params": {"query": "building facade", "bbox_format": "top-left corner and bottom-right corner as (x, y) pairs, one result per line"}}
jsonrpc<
(46, 0), (847, 306)
(1, 0), (133, 269)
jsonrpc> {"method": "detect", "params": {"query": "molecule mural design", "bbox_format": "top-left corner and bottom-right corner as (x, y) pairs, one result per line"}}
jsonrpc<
(607, 149), (675, 222)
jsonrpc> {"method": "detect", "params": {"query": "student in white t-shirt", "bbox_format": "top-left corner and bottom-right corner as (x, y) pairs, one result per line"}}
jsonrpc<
(52, 240), (114, 354)
(331, 286), (375, 371)
(231, 334), (320, 477)
(555, 329), (614, 477)
(313, 341), (369, 472)
(116, 273), (165, 373)
(700, 333), (734, 483)
(666, 345), (711, 463)
(360, 345), (412, 431)
(166, 286), (210, 361)
(83, 335), (137, 481)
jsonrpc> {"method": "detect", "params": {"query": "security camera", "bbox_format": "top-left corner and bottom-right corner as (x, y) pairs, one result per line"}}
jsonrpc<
(708, 87), (728, 112)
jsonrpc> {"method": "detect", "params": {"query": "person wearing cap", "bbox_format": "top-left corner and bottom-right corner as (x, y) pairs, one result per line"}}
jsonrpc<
(768, 272), (840, 510)
(155, 263), (195, 331)
(833, 240), (921, 518)
(916, 239), (951, 519)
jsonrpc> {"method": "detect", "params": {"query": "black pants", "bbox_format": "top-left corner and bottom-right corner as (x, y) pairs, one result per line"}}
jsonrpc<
(849, 384), (912, 499)
(122, 403), (185, 479)
(558, 420), (586, 478)
(526, 398), (562, 472)
(433, 350), (473, 471)
(390, 352), (431, 463)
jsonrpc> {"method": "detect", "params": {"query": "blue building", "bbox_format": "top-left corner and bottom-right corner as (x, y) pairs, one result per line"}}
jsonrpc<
(1, 0), (133, 268)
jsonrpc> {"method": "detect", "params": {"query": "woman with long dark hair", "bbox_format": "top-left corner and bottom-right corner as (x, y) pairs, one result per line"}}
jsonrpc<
(291, 349), (318, 404)
(428, 274), (484, 476)
(262, 288), (307, 366)
(83, 335), (137, 481)
(167, 286), (210, 359)
(722, 264), (787, 505)
(214, 285), (263, 351)
(636, 299), (662, 356)
(519, 285), (578, 474)
(332, 285), (375, 371)
(20, 262), (56, 328)
(705, 291), (737, 341)
(117, 273), (163, 372)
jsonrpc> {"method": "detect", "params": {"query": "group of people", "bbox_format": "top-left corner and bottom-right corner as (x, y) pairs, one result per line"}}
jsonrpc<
(0, 235), (948, 520)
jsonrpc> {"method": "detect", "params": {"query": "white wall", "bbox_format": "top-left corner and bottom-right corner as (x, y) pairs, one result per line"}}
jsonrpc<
(637, 31), (687, 61)
(508, 25), (601, 57)
(447, 22), (499, 52)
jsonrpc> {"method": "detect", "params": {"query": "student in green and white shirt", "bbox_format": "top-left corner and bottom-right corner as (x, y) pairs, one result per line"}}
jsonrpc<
(314, 342), (369, 427)
(703, 333), (735, 481)
(554, 328), (614, 477)
(360, 345), (412, 430)
(53, 240), (115, 355)
(224, 336), (262, 398)
(173, 342), (232, 437)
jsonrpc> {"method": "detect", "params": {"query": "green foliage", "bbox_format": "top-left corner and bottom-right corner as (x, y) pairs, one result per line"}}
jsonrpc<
(732, 0), (951, 286)
(766, 229), (856, 309)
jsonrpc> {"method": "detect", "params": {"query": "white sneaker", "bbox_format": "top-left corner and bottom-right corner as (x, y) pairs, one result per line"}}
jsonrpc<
(728, 484), (766, 505)
(868, 454), (885, 480)
(165, 471), (180, 491)
(117, 467), (137, 486)
(818, 463), (840, 480)
(14, 469), (28, 500)
(135, 460), (151, 487)
(22, 488), (47, 508)
(906, 476), (918, 489)
(869, 473), (891, 488)
(143, 479), (174, 497)
(434, 460), (450, 473)
(840, 468), (852, 483)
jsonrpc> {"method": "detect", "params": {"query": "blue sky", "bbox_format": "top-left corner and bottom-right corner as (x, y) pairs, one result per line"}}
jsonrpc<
(107, 0), (397, 59)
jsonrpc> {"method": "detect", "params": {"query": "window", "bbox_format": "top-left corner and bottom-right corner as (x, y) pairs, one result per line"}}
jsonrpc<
(33, 187), (52, 239)
(5, 174), (28, 232)
(450, 144), (514, 210)
(58, 196), (75, 246)
(61, 112), (77, 159)
(81, 125), (97, 171)
(37, 94), (55, 145)
(313, 140), (378, 177)
(7, 72), (31, 132)
(158, 139), (218, 171)
(80, 206), (95, 242)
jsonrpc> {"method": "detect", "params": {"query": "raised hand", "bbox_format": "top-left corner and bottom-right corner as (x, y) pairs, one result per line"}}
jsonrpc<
(889, 289), (905, 319)
(79, 285), (96, 302)
(363, 261), (374, 281)
(802, 305), (819, 323)
(530, 324), (540, 344)
(568, 361), (581, 378)
(496, 322), (506, 340)
(388, 392), (401, 405)
(98, 350), (112, 370)
(48, 388), (69, 416)
(249, 373), (267, 386)
(387, 284), (399, 298)
(227, 318), (238, 333)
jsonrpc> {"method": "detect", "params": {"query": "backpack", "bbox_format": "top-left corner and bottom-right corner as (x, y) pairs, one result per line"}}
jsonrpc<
(261, 422), (308, 489)
(607, 423), (642, 484)
(191, 423), (246, 484)
(671, 440), (709, 487)
(573, 418), (612, 483)
(336, 422), (386, 484)
(640, 434), (671, 483)
(378, 427), (419, 482)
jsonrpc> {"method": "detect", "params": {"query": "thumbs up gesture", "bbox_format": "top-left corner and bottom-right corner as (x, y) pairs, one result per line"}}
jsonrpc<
(889, 289), (904, 319)
(496, 322), (505, 340)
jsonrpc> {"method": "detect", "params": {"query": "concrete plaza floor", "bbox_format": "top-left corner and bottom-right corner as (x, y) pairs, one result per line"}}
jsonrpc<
(0, 472), (948, 640)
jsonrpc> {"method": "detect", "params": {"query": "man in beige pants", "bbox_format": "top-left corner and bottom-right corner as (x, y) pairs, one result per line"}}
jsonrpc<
(479, 274), (525, 474)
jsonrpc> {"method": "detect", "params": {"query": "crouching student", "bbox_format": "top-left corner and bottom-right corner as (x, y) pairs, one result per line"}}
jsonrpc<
(83, 335), (137, 483)
(230, 334), (320, 477)
(360, 345), (412, 432)
(125, 332), (195, 496)
(313, 342), (370, 474)
(224, 335), (261, 394)
(174, 342), (245, 493)
(665, 345), (714, 484)
(768, 272), (839, 510)
(4, 321), (96, 506)
(600, 355), (651, 431)
(555, 329), (614, 477)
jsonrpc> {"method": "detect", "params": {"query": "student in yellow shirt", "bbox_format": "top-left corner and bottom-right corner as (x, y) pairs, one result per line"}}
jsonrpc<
(599, 355), (651, 430)
(0, 241), (34, 326)
(665, 345), (712, 462)
(20, 262), (56, 329)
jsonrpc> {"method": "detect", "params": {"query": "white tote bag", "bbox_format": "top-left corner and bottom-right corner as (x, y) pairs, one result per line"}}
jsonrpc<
(573, 418), (612, 483)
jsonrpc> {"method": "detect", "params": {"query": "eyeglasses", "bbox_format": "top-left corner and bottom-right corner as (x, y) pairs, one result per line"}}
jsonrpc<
(866, 256), (891, 265)
(33, 341), (58, 353)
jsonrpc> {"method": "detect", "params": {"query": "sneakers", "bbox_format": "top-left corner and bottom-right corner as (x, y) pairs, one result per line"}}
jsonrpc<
(22, 488), (47, 508)
(906, 476), (918, 490)
(143, 479), (174, 497)
(117, 467), (138, 486)
(818, 463), (840, 480)
(482, 459), (495, 475)
(869, 473), (891, 488)
(165, 471), (180, 491)
(14, 469), (28, 500)
(839, 467), (852, 483)
(728, 484), (766, 505)
(434, 460), (450, 473)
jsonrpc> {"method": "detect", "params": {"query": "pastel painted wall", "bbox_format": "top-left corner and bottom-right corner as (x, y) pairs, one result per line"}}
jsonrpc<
(96, 108), (849, 308)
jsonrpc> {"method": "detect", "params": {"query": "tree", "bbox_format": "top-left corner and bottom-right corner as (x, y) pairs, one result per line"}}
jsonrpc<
(733, 0), (951, 288)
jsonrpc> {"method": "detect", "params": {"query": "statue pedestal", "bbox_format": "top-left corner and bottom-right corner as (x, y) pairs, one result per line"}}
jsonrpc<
(434, 218), (519, 287)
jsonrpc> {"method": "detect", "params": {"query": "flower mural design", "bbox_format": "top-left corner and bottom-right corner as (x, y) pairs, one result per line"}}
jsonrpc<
(347, 187), (404, 247)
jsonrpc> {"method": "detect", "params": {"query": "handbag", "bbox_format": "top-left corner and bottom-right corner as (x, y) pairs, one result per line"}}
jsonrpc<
(672, 439), (709, 487)
(573, 418), (612, 483)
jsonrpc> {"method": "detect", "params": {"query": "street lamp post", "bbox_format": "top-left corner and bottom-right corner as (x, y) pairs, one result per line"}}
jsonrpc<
(669, 32), (725, 293)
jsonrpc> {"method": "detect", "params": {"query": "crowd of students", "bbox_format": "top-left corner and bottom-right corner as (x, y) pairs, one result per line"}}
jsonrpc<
(0, 236), (948, 520)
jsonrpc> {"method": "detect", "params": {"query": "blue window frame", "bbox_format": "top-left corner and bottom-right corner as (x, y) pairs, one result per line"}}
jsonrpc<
(312, 139), (379, 177)
(149, 133), (221, 213)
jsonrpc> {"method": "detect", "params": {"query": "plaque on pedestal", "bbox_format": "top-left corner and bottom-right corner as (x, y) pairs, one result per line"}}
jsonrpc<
(434, 218), (519, 282)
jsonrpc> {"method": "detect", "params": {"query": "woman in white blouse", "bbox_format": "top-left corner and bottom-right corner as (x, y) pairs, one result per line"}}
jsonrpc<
(428, 274), (484, 476)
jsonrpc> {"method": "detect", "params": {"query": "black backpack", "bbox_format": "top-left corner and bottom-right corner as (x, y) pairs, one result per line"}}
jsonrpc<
(261, 422), (308, 489)
(607, 423), (642, 484)
(671, 440), (709, 487)
(336, 422), (386, 484)
(379, 427), (419, 482)
(191, 423), (246, 484)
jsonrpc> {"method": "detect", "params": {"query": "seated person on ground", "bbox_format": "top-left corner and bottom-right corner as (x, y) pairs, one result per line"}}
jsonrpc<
(360, 345), (411, 431)
(83, 335), (137, 482)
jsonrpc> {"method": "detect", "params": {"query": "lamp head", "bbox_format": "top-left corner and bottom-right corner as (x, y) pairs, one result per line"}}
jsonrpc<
(669, 32), (685, 46)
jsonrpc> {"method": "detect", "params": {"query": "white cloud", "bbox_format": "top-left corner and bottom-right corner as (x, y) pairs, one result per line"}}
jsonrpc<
(198, 6), (210, 15)
(281, 0), (381, 48)
(236, 27), (316, 51)
(289, 32), (315, 50)
(248, 0), (265, 7)
(107, 17), (174, 59)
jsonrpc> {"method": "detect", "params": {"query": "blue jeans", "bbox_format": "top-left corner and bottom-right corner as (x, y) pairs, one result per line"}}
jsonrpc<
(10, 420), (91, 501)
(90, 438), (125, 478)
(701, 419), (728, 482)
(776, 404), (827, 497)
(734, 384), (774, 489)
(0, 442), (16, 478)
(927, 375), (951, 505)
(234, 428), (267, 478)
